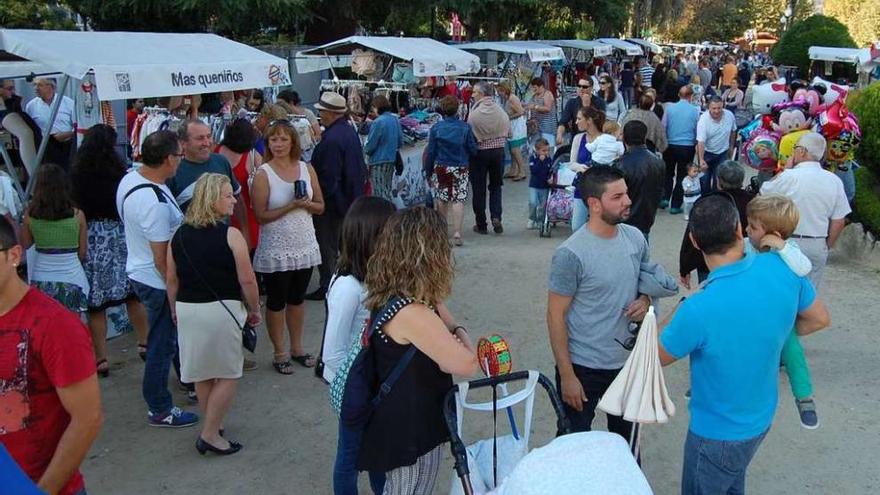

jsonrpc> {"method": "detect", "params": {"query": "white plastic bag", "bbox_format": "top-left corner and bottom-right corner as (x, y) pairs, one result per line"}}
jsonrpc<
(450, 434), (527, 495)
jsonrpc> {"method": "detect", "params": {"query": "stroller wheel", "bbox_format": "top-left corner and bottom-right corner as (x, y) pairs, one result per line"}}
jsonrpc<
(540, 216), (552, 238)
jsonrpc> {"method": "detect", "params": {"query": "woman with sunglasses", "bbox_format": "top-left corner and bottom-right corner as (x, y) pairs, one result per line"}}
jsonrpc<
(556, 78), (606, 146)
(599, 76), (627, 123)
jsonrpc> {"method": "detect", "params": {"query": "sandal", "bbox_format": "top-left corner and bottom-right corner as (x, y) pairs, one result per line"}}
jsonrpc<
(96, 358), (110, 378)
(272, 359), (294, 375)
(291, 353), (316, 368)
(453, 235), (463, 247)
(137, 343), (147, 362)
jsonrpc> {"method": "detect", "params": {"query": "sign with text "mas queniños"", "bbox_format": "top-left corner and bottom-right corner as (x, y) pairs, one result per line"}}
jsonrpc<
(94, 62), (290, 101)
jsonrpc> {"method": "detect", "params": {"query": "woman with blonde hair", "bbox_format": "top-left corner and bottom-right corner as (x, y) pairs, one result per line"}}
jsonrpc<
(497, 81), (528, 181)
(356, 206), (477, 495)
(251, 121), (324, 374)
(167, 173), (262, 456)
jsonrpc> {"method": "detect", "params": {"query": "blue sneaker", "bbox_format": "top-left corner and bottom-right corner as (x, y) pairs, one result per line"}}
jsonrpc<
(148, 407), (199, 428)
(669, 207), (683, 215)
(796, 398), (820, 429)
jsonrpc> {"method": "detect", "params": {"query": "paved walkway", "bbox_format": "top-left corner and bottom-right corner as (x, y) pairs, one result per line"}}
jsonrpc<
(83, 177), (880, 494)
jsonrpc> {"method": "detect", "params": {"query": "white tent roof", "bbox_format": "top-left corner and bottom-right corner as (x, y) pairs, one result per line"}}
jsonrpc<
(597, 38), (644, 56)
(547, 40), (613, 57)
(0, 60), (58, 79)
(0, 29), (291, 100)
(809, 46), (863, 64)
(456, 41), (566, 62)
(627, 38), (661, 54)
(858, 43), (880, 69)
(296, 36), (480, 77)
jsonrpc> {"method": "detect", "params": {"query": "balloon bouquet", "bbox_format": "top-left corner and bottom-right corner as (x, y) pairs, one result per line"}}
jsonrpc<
(740, 77), (861, 192)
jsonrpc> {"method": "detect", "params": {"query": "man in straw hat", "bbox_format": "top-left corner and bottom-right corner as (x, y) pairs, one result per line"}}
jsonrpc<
(305, 92), (366, 302)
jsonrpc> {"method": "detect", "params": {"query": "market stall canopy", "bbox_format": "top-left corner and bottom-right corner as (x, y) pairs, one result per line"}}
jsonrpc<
(0, 29), (291, 100)
(809, 46), (864, 64)
(296, 36), (480, 76)
(626, 38), (661, 54)
(456, 41), (566, 62)
(858, 42), (880, 69)
(547, 40), (613, 57)
(597, 39), (644, 56)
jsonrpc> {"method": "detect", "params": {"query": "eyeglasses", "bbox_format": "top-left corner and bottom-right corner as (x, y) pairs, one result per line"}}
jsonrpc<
(615, 321), (641, 351)
(578, 85), (592, 89)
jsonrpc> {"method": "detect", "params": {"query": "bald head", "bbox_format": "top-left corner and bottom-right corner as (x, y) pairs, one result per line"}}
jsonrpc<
(679, 85), (693, 101)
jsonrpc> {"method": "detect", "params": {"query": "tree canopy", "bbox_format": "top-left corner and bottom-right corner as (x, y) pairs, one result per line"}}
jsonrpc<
(772, 15), (856, 75)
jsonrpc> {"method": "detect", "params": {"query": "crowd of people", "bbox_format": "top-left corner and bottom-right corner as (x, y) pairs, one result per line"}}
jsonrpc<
(0, 42), (854, 495)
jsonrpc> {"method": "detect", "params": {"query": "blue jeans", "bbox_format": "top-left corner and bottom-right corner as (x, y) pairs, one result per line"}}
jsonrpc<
(333, 419), (385, 495)
(701, 150), (728, 193)
(529, 187), (549, 222)
(571, 198), (588, 232)
(682, 429), (768, 495)
(131, 279), (179, 414)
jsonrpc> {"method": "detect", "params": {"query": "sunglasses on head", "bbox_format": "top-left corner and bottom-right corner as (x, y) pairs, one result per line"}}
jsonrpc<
(268, 119), (294, 127)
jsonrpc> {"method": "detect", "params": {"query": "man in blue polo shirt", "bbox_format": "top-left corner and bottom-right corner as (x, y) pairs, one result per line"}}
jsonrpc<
(661, 85), (700, 214)
(659, 196), (830, 494)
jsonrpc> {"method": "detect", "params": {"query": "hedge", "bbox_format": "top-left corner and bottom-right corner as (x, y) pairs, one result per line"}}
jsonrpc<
(853, 167), (880, 238)
(772, 15), (857, 76)
(848, 82), (880, 177)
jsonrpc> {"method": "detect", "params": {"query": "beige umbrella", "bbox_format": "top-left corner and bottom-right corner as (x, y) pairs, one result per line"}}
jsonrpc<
(597, 305), (677, 457)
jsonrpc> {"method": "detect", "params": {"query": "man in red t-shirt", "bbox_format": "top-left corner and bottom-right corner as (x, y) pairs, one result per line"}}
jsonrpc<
(0, 217), (103, 495)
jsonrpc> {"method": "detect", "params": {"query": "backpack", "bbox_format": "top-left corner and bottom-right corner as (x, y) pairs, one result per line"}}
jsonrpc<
(329, 295), (417, 428)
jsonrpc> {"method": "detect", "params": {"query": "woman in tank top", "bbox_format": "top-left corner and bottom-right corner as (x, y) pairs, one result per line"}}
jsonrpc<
(21, 163), (89, 315)
(251, 121), (324, 375)
(357, 207), (477, 495)
(166, 173), (262, 456)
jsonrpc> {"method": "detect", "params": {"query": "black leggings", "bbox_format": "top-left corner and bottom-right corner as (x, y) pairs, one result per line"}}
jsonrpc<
(261, 268), (313, 312)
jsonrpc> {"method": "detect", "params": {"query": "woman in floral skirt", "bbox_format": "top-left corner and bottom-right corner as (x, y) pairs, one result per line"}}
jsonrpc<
(71, 124), (149, 377)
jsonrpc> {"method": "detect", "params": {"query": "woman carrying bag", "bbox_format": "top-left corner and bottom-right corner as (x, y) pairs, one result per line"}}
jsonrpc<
(167, 173), (262, 456)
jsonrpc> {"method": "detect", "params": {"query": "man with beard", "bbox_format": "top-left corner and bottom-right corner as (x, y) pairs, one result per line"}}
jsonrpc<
(547, 166), (670, 441)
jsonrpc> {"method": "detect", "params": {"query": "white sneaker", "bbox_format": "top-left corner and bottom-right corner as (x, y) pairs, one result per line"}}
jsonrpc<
(527, 221), (538, 230)
(683, 215), (689, 221)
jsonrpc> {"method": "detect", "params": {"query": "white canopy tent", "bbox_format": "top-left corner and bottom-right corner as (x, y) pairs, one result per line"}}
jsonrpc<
(548, 40), (613, 58)
(808, 46), (863, 64)
(597, 38), (644, 56)
(0, 29), (291, 101)
(626, 38), (661, 54)
(0, 29), (291, 194)
(456, 41), (566, 63)
(296, 36), (481, 77)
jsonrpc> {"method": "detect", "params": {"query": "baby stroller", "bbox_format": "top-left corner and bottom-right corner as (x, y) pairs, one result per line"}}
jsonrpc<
(539, 145), (577, 238)
(444, 371), (569, 494)
(444, 371), (652, 494)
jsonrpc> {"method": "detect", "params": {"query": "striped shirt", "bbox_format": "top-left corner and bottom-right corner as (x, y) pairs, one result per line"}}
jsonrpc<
(639, 65), (655, 87)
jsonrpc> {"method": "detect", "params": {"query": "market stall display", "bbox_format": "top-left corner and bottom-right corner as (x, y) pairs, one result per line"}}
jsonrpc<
(298, 36), (482, 208)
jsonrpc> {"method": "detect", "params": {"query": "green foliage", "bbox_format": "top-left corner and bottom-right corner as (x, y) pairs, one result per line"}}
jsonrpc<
(66, 0), (308, 41)
(853, 167), (880, 238)
(825, 0), (880, 46)
(848, 83), (880, 177)
(772, 15), (856, 76)
(0, 0), (76, 30)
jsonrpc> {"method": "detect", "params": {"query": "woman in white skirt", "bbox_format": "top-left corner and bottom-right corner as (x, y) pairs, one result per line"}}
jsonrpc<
(498, 81), (528, 181)
(166, 173), (262, 456)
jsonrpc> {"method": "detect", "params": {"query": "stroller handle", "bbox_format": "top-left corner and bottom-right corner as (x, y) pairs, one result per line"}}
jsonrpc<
(443, 371), (571, 495)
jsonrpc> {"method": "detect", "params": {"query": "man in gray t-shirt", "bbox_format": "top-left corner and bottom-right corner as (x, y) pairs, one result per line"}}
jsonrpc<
(547, 166), (653, 440)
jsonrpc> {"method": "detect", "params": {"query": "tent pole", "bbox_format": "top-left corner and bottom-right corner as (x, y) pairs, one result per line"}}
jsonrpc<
(26, 74), (70, 197)
(323, 50), (338, 81)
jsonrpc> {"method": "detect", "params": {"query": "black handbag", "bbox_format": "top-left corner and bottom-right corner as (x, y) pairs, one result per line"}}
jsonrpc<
(177, 228), (257, 353)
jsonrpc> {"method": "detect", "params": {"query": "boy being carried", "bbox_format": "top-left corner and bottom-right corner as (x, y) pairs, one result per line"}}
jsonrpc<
(746, 194), (820, 429)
